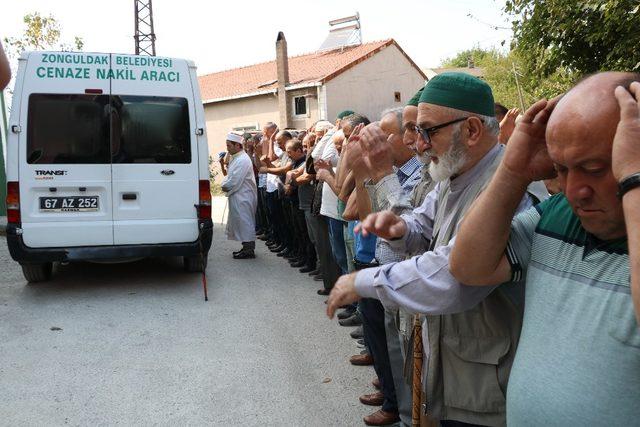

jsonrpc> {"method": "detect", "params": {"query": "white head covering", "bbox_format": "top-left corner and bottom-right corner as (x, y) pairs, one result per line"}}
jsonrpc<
(226, 132), (244, 144)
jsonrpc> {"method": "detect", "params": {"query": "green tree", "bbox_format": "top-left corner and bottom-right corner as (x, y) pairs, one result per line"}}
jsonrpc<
(3, 12), (84, 58)
(482, 50), (575, 109)
(441, 46), (497, 68)
(439, 47), (576, 110)
(505, 0), (640, 79)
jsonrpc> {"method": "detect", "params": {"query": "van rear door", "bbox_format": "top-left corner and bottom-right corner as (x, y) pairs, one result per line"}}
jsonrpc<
(109, 55), (199, 245)
(19, 52), (114, 248)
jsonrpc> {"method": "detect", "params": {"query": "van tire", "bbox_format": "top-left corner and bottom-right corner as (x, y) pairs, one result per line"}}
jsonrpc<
(21, 262), (54, 283)
(184, 254), (207, 273)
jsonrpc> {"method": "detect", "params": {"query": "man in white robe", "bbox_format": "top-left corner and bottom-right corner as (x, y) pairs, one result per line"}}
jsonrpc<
(221, 132), (258, 259)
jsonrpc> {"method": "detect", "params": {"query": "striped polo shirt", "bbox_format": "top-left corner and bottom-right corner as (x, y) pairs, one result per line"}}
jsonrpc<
(505, 194), (640, 426)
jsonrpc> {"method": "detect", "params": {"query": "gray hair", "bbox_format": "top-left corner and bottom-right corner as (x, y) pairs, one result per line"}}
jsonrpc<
(478, 114), (500, 138)
(437, 105), (499, 139)
(380, 107), (404, 131)
(341, 113), (370, 128)
(315, 120), (334, 132)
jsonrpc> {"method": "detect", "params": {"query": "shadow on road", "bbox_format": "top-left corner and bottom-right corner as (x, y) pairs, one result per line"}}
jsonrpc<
(16, 256), (210, 301)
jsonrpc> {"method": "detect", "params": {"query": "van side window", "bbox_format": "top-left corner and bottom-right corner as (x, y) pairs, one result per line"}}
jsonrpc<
(27, 94), (111, 164)
(112, 96), (191, 164)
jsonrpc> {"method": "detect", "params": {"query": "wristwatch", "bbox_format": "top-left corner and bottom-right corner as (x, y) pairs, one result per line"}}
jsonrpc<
(617, 172), (640, 198)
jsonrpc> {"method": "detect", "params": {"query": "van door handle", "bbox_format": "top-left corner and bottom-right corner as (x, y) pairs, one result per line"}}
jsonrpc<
(122, 193), (137, 200)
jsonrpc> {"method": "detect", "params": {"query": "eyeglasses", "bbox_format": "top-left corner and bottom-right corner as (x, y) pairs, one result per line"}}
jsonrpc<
(414, 116), (483, 144)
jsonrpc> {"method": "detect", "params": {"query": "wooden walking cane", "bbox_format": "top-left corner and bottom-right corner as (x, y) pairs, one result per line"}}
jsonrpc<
(412, 315), (423, 427)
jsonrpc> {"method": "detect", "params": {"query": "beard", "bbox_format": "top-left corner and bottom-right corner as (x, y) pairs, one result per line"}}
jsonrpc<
(427, 126), (468, 182)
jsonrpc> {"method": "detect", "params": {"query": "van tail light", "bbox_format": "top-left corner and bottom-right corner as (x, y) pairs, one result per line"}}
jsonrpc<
(6, 181), (21, 225)
(197, 180), (211, 219)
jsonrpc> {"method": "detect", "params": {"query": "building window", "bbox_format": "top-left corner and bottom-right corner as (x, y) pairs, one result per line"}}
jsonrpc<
(394, 92), (401, 102)
(294, 96), (307, 117)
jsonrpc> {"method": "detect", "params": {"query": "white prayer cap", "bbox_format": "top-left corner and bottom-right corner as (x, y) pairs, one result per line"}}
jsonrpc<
(226, 132), (244, 144)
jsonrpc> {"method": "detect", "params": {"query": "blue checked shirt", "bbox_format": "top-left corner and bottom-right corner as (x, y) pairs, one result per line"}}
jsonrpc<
(367, 156), (428, 265)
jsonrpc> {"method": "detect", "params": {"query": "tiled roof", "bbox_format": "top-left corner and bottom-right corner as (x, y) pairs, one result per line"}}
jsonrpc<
(199, 39), (424, 103)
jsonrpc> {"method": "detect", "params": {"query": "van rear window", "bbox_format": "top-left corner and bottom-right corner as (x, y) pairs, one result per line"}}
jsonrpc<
(112, 96), (191, 164)
(27, 94), (111, 164)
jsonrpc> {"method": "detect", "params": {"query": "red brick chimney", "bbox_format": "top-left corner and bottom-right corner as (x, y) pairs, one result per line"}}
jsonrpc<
(276, 31), (290, 128)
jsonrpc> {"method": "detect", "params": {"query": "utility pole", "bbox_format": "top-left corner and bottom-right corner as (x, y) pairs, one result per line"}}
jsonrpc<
(512, 62), (526, 112)
(134, 0), (156, 56)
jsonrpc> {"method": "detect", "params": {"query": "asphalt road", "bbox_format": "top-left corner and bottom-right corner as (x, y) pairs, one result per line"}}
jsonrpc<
(0, 226), (376, 426)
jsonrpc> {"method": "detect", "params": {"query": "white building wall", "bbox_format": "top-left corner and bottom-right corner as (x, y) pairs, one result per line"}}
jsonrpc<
(323, 44), (426, 122)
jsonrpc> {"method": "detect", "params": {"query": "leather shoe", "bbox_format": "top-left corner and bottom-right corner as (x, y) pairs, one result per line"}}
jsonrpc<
(372, 377), (381, 390)
(359, 391), (384, 406)
(308, 269), (320, 276)
(233, 250), (256, 259)
(269, 245), (285, 253)
(363, 409), (400, 426)
(350, 326), (364, 339)
(313, 275), (324, 281)
(337, 306), (356, 320)
(349, 353), (373, 366)
(277, 249), (292, 257)
(290, 260), (306, 268)
(338, 313), (362, 327)
(317, 288), (330, 296)
(299, 265), (315, 273)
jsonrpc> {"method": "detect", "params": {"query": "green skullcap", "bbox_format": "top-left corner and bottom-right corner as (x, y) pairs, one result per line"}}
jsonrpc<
(337, 110), (355, 120)
(407, 87), (424, 107)
(419, 72), (495, 117)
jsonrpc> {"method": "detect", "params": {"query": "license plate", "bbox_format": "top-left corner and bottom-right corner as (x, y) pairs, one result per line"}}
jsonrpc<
(39, 196), (99, 212)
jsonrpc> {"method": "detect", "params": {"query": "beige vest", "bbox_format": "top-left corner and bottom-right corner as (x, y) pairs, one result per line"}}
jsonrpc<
(422, 148), (523, 427)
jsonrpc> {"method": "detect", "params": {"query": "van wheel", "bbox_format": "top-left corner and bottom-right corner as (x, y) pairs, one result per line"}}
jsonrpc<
(21, 263), (54, 283)
(184, 254), (207, 273)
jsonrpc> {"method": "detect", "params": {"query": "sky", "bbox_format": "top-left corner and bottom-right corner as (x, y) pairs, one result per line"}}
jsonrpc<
(2, 0), (512, 76)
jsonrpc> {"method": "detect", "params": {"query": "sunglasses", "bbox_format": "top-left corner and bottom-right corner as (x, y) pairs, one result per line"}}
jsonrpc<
(414, 116), (483, 144)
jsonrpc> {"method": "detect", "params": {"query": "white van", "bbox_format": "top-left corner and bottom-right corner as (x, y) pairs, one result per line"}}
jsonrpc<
(5, 51), (213, 282)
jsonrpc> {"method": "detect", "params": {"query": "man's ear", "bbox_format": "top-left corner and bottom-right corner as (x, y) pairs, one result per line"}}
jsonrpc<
(466, 117), (484, 146)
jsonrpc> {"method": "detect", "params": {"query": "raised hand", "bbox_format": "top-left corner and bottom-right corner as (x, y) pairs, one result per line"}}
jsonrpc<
(345, 123), (365, 146)
(499, 107), (521, 144)
(501, 98), (559, 185)
(354, 210), (407, 240)
(612, 82), (640, 181)
(358, 123), (395, 182)
(314, 159), (332, 171)
(343, 141), (371, 182)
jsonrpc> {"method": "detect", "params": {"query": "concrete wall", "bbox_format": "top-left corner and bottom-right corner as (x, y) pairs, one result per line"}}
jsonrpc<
(324, 44), (426, 122)
(203, 89), (319, 182)
(203, 94), (278, 178)
(287, 87), (320, 131)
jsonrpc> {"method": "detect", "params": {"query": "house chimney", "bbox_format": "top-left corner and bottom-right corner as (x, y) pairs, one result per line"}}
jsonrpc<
(276, 31), (290, 128)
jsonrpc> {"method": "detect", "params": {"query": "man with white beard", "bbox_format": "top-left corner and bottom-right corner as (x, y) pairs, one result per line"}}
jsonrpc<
(327, 73), (547, 426)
